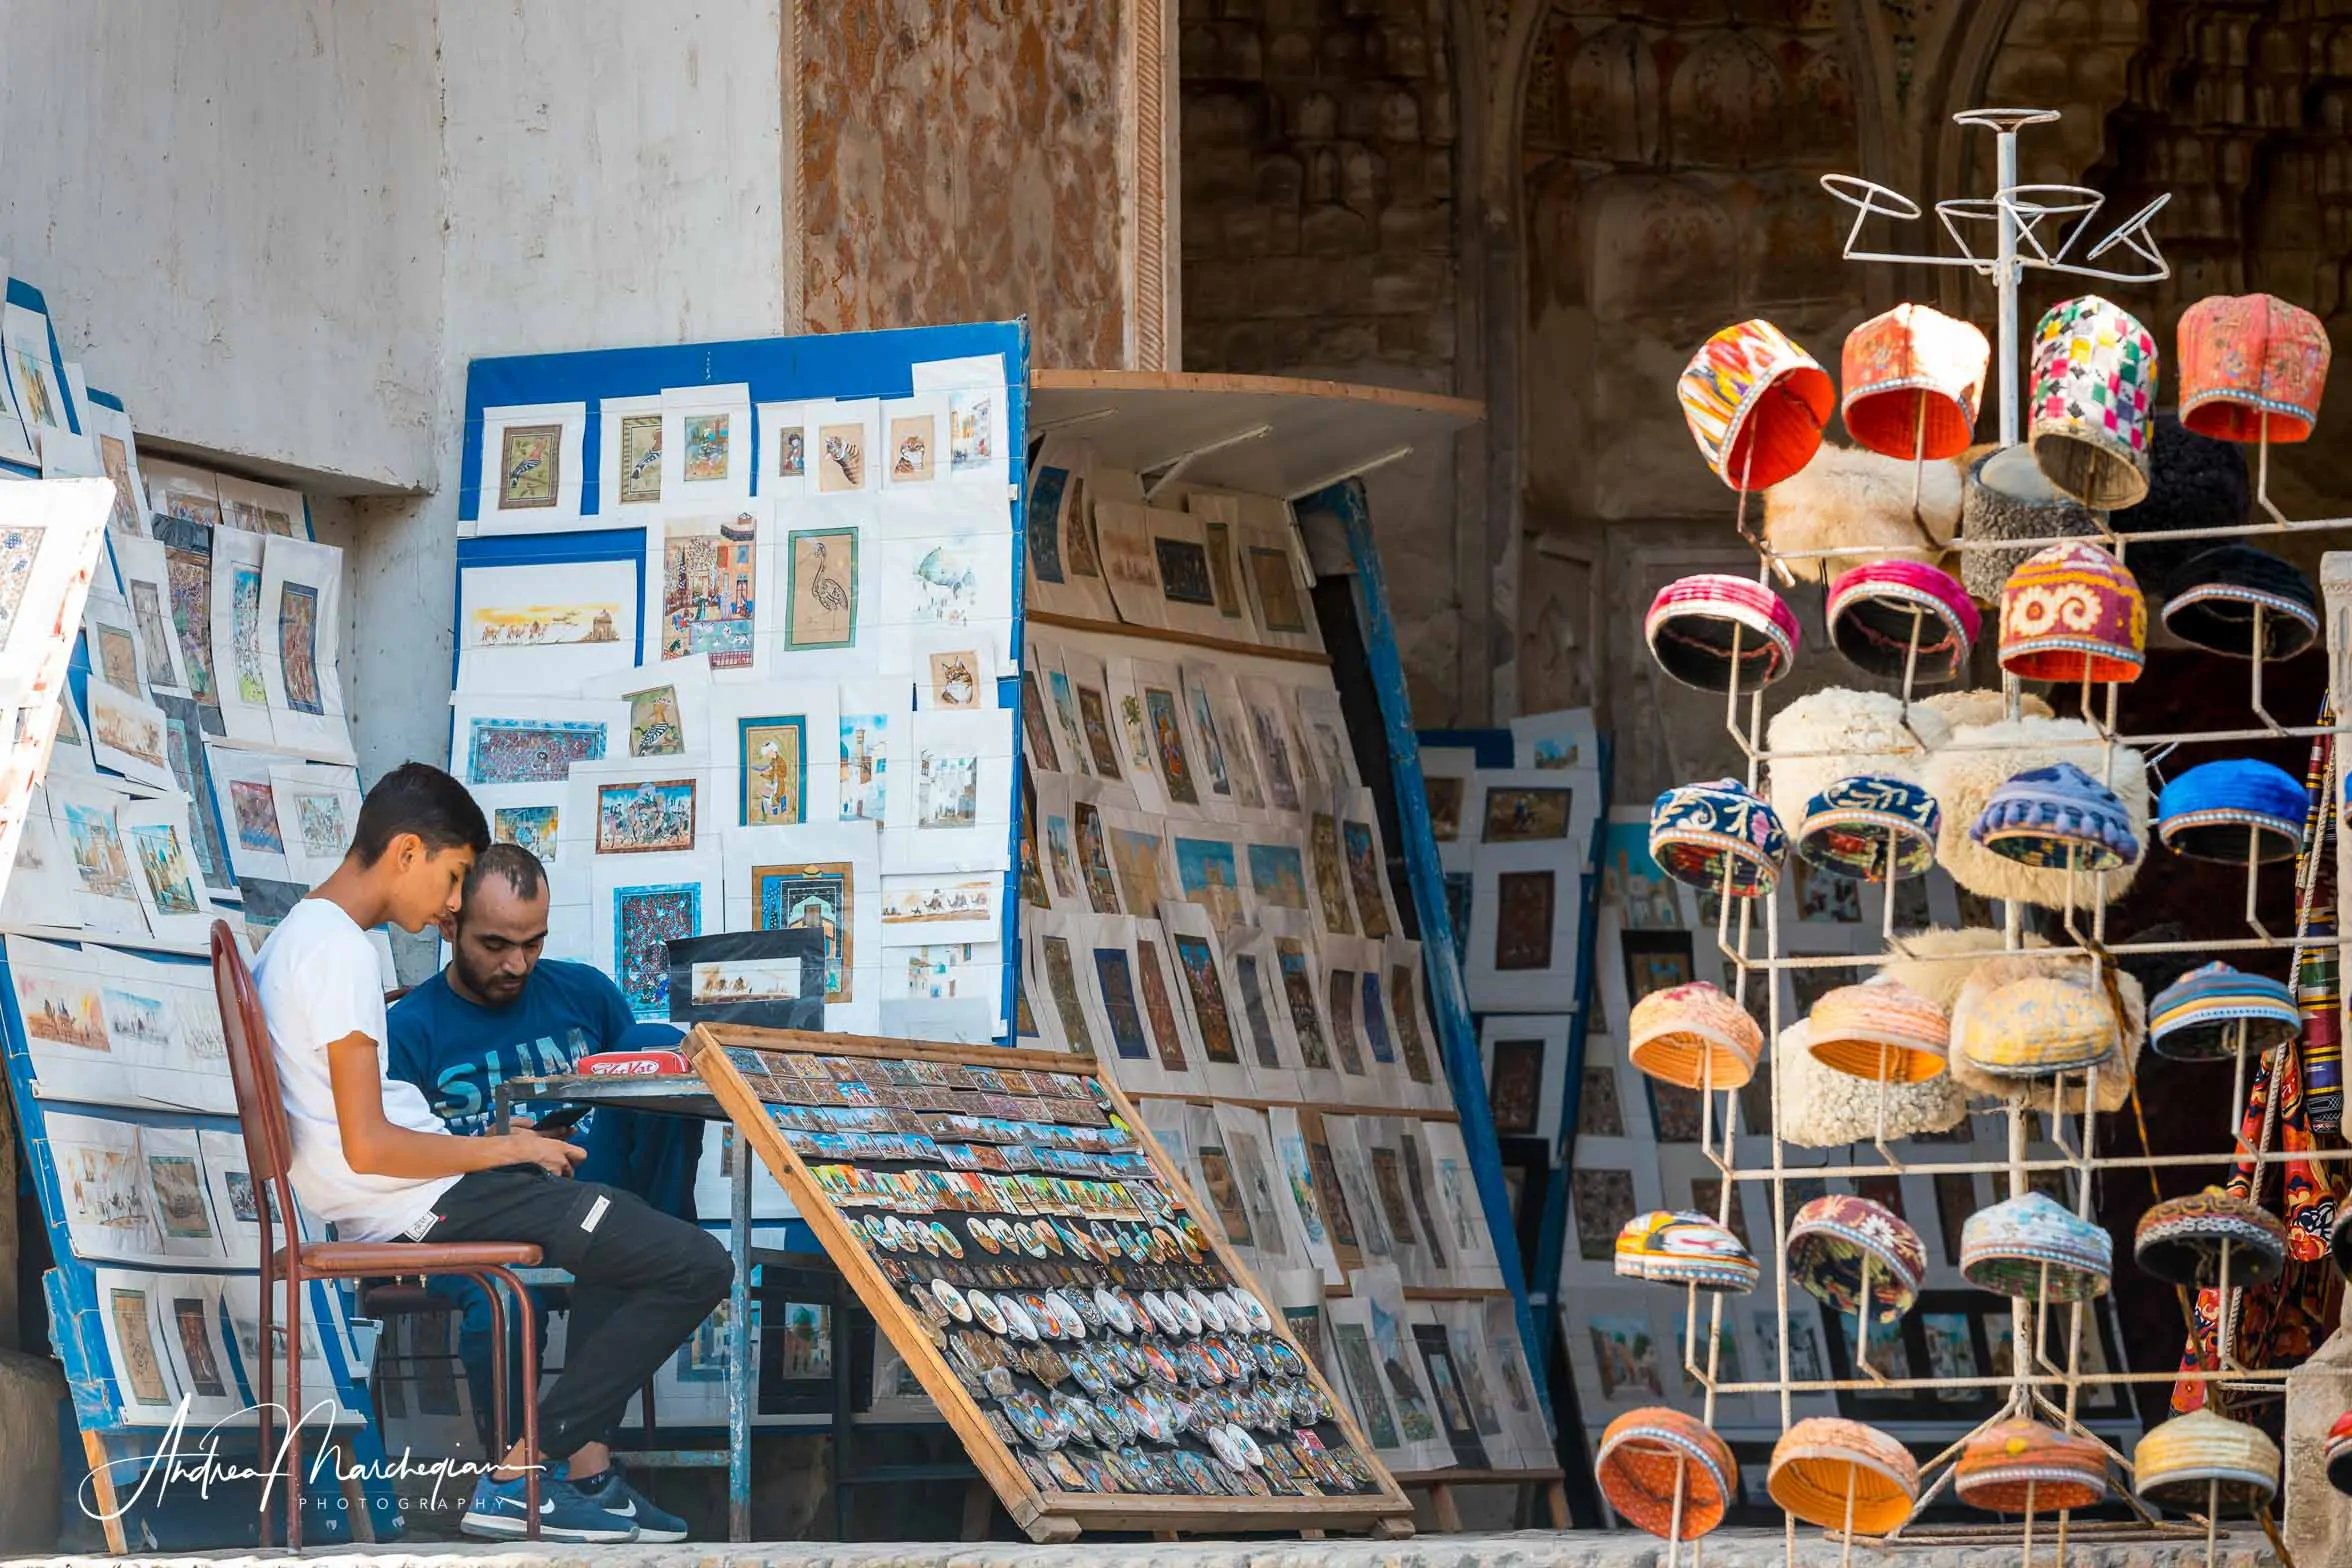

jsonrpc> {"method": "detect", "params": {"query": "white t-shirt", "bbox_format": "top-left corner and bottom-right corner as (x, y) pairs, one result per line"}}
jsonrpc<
(252, 897), (459, 1242)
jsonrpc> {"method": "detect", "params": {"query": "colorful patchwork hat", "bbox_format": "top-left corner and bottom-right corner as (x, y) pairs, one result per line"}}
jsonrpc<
(1795, 776), (1941, 883)
(1594, 1407), (1739, 1540)
(1959, 443), (2101, 604)
(1767, 1418), (1920, 1535)
(2328, 1411), (2352, 1496)
(1842, 304), (1990, 461)
(2133, 1410), (2280, 1513)
(1956, 1420), (2111, 1514)
(1645, 574), (1801, 692)
(1960, 1191), (2113, 1301)
(1969, 762), (2142, 873)
(2029, 295), (2159, 509)
(1788, 1196), (1925, 1324)
(1649, 779), (1786, 898)
(2134, 1188), (2288, 1287)
(2178, 293), (2331, 445)
(1998, 543), (2146, 683)
(1805, 979), (1950, 1084)
(1627, 981), (1764, 1090)
(1956, 973), (2120, 1081)
(2160, 545), (2320, 661)
(1678, 320), (1835, 491)
(2149, 962), (2298, 1061)
(2156, 758), (2308, 864)
(1825, 561), (1980, 683)
(1614, 1210), (1760, 1293)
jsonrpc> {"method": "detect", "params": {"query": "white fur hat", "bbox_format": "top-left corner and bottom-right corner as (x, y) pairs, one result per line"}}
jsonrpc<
(1765, 688), (2047, 832)
(1774, 1016), (1971, 1148)
(1922, 716), (2149, 907)
(1763, 442), (1965, 583)
(1947, 951), (2145, 1114)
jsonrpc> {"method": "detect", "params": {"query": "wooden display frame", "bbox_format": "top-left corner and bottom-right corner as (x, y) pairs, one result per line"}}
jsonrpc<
(689, 1023), (1417, 1543)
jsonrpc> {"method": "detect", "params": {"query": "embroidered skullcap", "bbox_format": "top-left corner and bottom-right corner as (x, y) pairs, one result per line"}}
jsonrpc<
(1645, 574), (1800, 692)
(1594, 1408), (1738, 1540)
(1999, 543), (2146, 683)
(1959, 443), (2100, 604)
(1956, 973), (2119, 1080)
(1796, 776), (1940, 883)
(2029, 294), (2159, 508)
(2327, 1410), (2352, 1496)
(1678, 320), (1834, 491)
(2179, 292), (2330, 444)
(1957, 1420), (2110, 1514)
(1825, 561), (1979, 684)
(2156, 758), (2307, 864)
(1960, 1191), (2113, 1301)
(1806, 979), (1949, 1084)
(1627, 981), (1763, 1091)
(1649, 779), (1786, 898)
(2149, 962), (2297, 1061)
(2133, 1410), (2280, 1513)
(2134, 1188), (2287, 1287)
(1613, 1210), (1759, 1293)
(1787, 1196), (1924, 1324)
(1842, 304), (1990, 461)
(1768, 1418), (1920, 1535)
(1970, 761), (2141, 874)
(2160, 545), (2319, 661)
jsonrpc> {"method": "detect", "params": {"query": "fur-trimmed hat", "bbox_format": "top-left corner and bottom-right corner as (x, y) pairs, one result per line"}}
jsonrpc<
(1923, 716), (2149, 907)
(1775, 1017), (1970, 1148)
(1958, 442), (2098, 603)
(1948, 951), (2146, 1113)
(1762, 443), (1963, 583)
(1766, 688), (2050, 836)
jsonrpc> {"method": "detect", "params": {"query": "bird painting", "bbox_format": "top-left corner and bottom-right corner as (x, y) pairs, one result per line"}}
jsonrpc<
(797, 536), (852, 645)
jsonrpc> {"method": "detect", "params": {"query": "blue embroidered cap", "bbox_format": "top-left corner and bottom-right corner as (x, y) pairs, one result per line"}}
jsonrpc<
(2149, 961), (2298, 1061)
(1970, 761), (2142, 872)
(1795, 776), (1941, 882)
(1960, 1191), (2113, 1302)
(1650, 779), (1787, 898)
(2157, 758), (2308, 863)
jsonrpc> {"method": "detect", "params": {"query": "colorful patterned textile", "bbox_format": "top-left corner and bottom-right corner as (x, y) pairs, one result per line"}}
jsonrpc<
(2156, 758), (2308, 864)
(2029, 294), (2159, 508)
(1613, 1210), (1760, 1293)
(2136, 1188), (2288, 1286)
(1645, 573), (1800, 692)
(1796, 776), (1940, 883)
(1841, 304), (1990, 460)
(1678, 319), (1834, 490)
(1960, 1191), (2113, 1301)
(1970, 761), (2141, 873)
(2178, 293), (2330, 444)
(1627, 981), (1763, 1090)
(1788, 1196), (1924, 1323)
(2160, 545), (2320, 661)
(1998, 542), (2147, 683)
(1768, 1418), (1919, 1534)
(1956, 973), (2119, 1079)
(1649, 779), (1786, 897)
(2149, 962), (2299, 1061)
(1805, 978), (1949, 1084)
(1594, 1407), (1738, 1539)
(1955, 1420), (2110, 1514)
(1825, 560), (1979, 682)
(2133, 1411), (2278, 1512)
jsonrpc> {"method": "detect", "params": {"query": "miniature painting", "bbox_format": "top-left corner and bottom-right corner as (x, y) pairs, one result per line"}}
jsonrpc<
(279, 582), (325, 715)
(229, 781), (284, 852)
(1135, 937), (1190, 1072)
(1173, 934), (1241, 1065)
(888, 414), (935, 483)
(1041, 935), (1091, 1052)
(1186, 684), (1232, 797)
(911, 542), (977, 626)
(1487, 1038), (1543, 1135)
(614, 882), (700, 1019)
(0, 525), (39, 643)
(130, 583), (175, 685)
(164, 549), (215, 701)
(465, 716), (606, 784)
(1093, 947), (1149, 1060)
(1342, 820), (1393, 938)
(104, 986), (173, 1051)
(659, 511), (756, 669)
(1251, 703), (1302, 812)
(1028, 466), (1068, 583)
(1326, 970), (1366, 1074)
(754, 862), (852, 1001)
(1174, 835), (1244, 926)
(920, 651), (976, 710)
(596, 779), (697, 854)
(949, 391), (993, 473)
(493, 804), (558, 862)
(95, 624), (139, 692)
(1247, 843), (1308, 910)
(1390, 963), (1434, 1082)
(171, 1298), (228, 1397)
(1061, 473), (1101, 577)
(64, 801), (138, 902)
(690, 959), (803, 1007)
(109, 1288), (170, 1405)
(499, 423), (561, 509)
(1198, 1144), (1253, 1244)
(776, 426), (806, 479)
(1234, 954), (1283, 1069)
(99, 434), (140, 532)
(1144, 687), (1200, 806)
(880, 876), (995, 929)
(786, 528), (857, 649)
(737, 715), (806, 827)
(624, 684), (684, 756)
(128, 823), (201, 914)
(467, 593), (623, 650)
(1332, 1323), (1399, 1449)
(839, 712), (888, 821)
(230, 565), (268, 705)
(1044, 813), (1079, 901)
(13, 349), (58, 428)
(1309, 813), (1354, 934)
(682, 414), (731, 483)
(1247, 548), (1305, 635)
(1493, 870), (1557, 970)
(1426, 776), (1467, 842)
(1154, 536), (1217, 607)
(1482, 786), (1572, 843)
(1204, 522), (1243, 617)
(917, 748), (978, 830)
(148, 1153), (212, 1239)
(818, 422), (865, 492)
(1019, 681), (1060, 771)
(1306, 1132), (1360, 1248)
(1076, 686), (1121, 776)
(19, 974), (109, 1049)
(1075, 801), (1121, 915)
(1045, 670), (1089, 774)
(618, 413), (663, 504)
(1276, 941), (1332, 1068)
(1107, 826), (1164, 917)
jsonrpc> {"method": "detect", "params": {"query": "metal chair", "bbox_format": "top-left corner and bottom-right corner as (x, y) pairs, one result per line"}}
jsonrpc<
(209, 918), (546, 1546)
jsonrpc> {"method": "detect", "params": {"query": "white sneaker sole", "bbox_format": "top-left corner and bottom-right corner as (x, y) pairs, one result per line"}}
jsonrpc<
(460, 1508), (640, 1544)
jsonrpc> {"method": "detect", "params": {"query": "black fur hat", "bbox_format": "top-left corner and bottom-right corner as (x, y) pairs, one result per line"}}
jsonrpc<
(2110, 412), (2250, 587)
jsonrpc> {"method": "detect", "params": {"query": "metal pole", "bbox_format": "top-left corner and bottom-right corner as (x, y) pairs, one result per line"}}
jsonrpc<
(1996, 123), (2023, 448)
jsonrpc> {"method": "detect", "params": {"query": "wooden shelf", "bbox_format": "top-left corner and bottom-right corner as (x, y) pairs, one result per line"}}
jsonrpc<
(1125, 1088), (1459, 1123)
(1027, 608), (1333, 666)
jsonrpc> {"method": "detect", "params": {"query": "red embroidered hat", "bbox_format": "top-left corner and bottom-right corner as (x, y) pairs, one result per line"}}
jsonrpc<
(2178, 293), (2330, 444)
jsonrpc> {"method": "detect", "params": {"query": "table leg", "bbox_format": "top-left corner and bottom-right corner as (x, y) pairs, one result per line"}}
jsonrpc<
(729, 1148), (752, 1543)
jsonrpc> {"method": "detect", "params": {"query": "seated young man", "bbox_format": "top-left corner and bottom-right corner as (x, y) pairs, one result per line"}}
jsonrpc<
(251, 762), (731, 1543)
(387, 841), (702, 1541)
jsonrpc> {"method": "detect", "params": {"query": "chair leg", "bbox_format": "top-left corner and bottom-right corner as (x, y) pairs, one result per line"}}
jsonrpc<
(481, 1274), (512, 1461)
(486, 1266), (541, 1543)
(256, 1270), (275, 1550)
(285, 1278), (305, 1550)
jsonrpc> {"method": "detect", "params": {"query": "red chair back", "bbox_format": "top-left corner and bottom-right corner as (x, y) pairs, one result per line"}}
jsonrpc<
(210, 918), (298, 1266)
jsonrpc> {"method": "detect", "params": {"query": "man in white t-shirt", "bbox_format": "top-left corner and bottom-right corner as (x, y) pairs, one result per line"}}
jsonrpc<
(252, 762), (730, 1542)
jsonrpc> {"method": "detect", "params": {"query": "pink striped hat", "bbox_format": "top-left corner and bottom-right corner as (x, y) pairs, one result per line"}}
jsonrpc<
(1645, 574), (1801, 693)
(1826, 561), (1980, 684)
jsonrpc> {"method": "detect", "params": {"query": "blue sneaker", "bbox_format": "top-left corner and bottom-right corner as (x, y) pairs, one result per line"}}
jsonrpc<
(576, 1464), (689, 1542)
(461, 1468), (641, 1542)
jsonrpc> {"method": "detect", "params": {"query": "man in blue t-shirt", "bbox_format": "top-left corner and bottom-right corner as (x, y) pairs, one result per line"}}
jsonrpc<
(387, 842), (704, 1537)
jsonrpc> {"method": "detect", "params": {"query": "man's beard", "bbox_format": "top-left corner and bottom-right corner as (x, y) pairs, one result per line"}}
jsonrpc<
(456, 951), (525, 1002)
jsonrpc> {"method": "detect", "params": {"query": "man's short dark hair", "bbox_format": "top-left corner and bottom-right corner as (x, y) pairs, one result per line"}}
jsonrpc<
(351, 762), (489, 866)
(461, 842), (547, 910)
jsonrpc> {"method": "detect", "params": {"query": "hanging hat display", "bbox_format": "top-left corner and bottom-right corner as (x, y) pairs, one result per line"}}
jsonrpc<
(1613, 1211), (1760, 1293)
(1959, 1191), (2113, 1301)
(1644, 574), (1801, 692)
(1957, 973), (2121, 1081)
(1825, 561), (1980, 683)
(2028, 294), (2159, 508)
(2148, 962), (2298, 1061)
(1788, 1196), (1925, 1323)
(1958, 443), (2101, 604)
(1594, 1407), (1740, 1540)
(2178, 292), (2331, 444)
(2133, 1410), (2280, 1513)
(1842, 304), (1991, 460)
(1805, 979), (1950, 1084)
(1627, 981), (1764, 1090)
(1998, 543), (2146, 683)
(2134, 1188), (2288, 1287)
(1776, 1018), (1970, 1147)
(1767, 1418), (1920, 1535)
(1649, 780), (1786, 898)
(1924, 716), (2150, 909)
(2155, 758), (2308, 864)
(1970, 761), (2142, 873)
(1762, 443), (1965, 583)
(2161, 544), (2319, 660)
(1678, 320), (1835, 491)
(2328, 1411), (2352, 1497)
(1795, 776), (1941, 883)
(1956, 1420), (2112, 1514)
